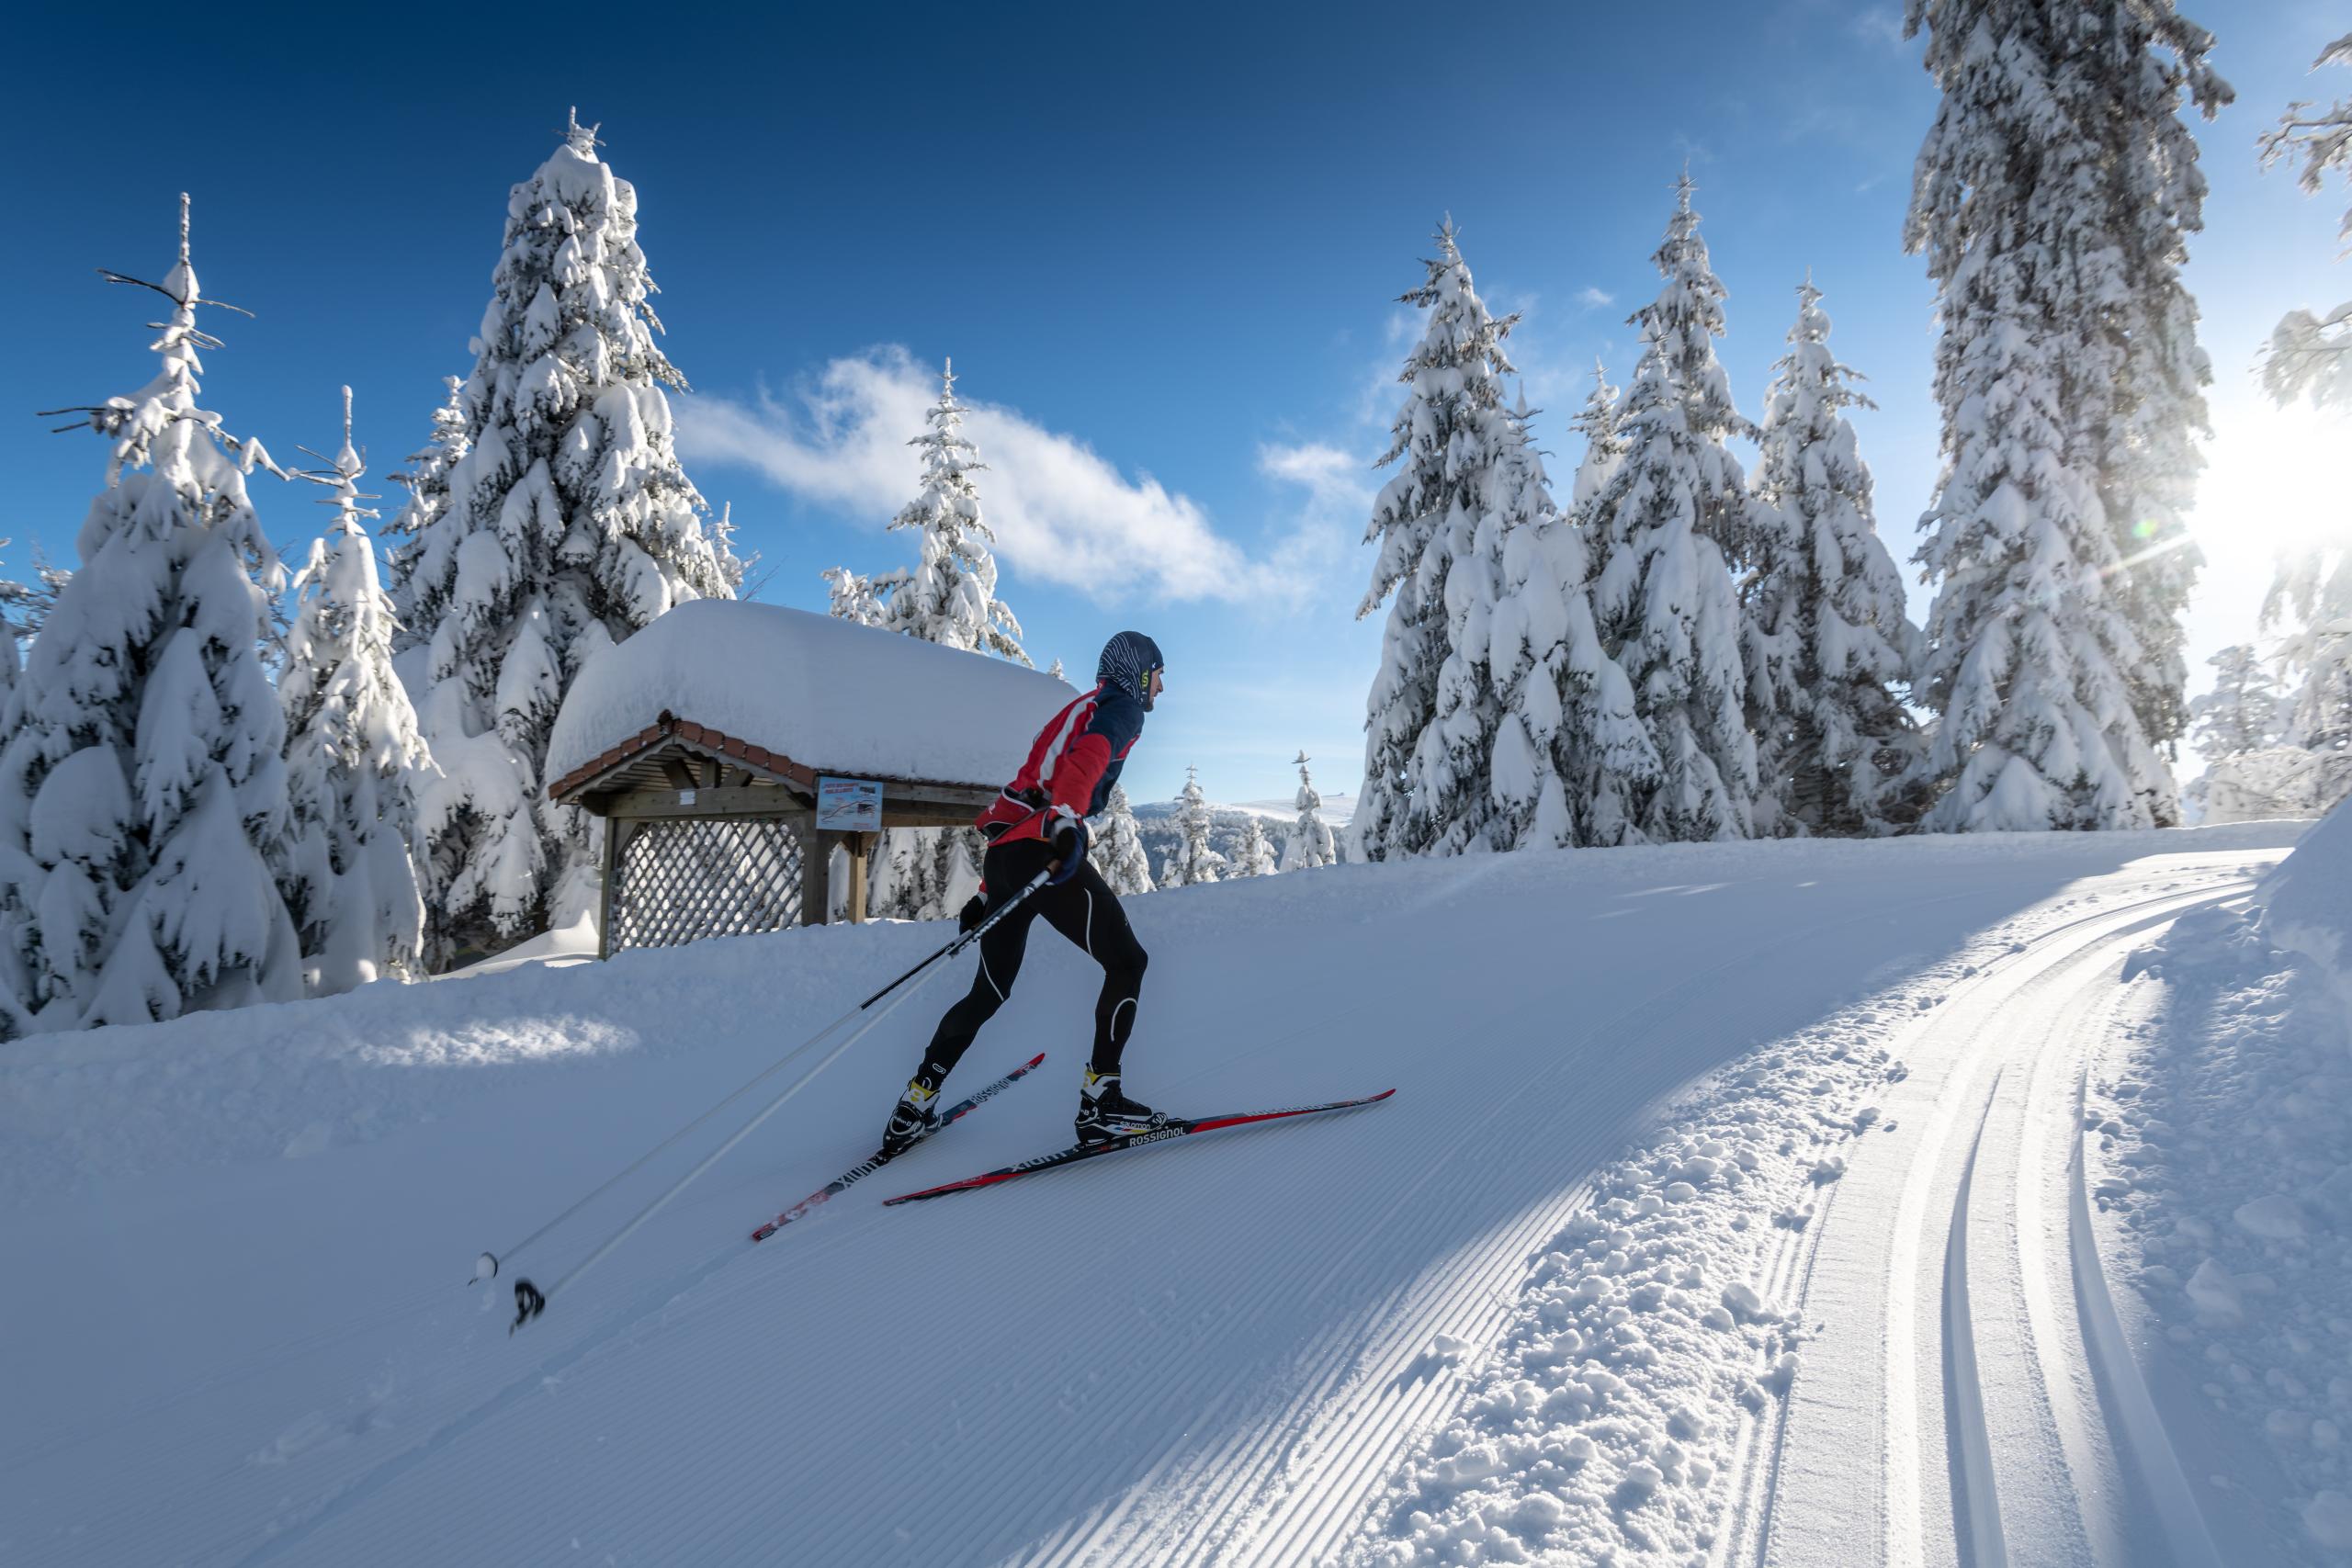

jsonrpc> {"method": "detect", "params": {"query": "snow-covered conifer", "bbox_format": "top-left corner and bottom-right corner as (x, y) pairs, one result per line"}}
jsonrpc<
(1904, 8), (2176, 830)
(1162, 767), (1227, 887)
(1484, 393), (1656, 850)
(1091, 784), (1155, 894)
(2260, 33), (2352, 411)
(1232, 816), (1276, 878)
(1355, 220), (1521, 860)
(2046, 3), (2231, 790)
(1742, 279), (1926, 837)
(1567, 360), (1627, 513)
(0, 197), (301, 1030)
(1048, 657), (1066, 682)
(1583, 177), (1757, 842)
(883, 361), (1028, 664)
(277, 390), (434, 993)
(382, 375), (469, 651)
(2261, 546), (2352, 809)
(2188, 644), (2284, 764)
(821, 564), (899, 627)
(396, 112), (741, 964)
(1281, 751), (1338, 872)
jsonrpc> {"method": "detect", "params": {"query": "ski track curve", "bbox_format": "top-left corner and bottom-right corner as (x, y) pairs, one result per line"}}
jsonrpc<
(1768, 875), (2262, 1568)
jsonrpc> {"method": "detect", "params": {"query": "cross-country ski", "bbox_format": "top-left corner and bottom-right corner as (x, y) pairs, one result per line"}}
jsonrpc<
(883, 1089), (1398, 1205)
(752, 1051), (1046, 1239)
(10, 14), (2352, 1567)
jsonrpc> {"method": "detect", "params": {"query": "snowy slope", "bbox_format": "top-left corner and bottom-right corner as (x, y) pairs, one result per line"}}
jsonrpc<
(0, 823), (2304, 1567)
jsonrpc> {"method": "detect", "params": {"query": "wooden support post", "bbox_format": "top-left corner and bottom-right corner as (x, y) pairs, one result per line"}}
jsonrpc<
(848, 831), (872, 924)
(797, 816), (829, 926)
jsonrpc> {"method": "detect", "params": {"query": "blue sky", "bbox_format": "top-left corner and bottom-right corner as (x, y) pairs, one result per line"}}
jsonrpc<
(4, 0), (2346, 807)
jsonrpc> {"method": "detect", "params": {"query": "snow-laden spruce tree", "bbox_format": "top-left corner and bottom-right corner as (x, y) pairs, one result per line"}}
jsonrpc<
(2188, 644), (2285, 763)
(820, 564), (898, 627)
(1488, 394), (1658, 850)
(395, 112), (741, 964)
(1584, 177), (1757, 842)
(1355, 220), (1521, 860)
(1741, 279), (1926, 837)
(1567, 360), (1627, 513)
(277, 389), (435, 994)
(1231, 816), (1277, 877)
(851, 359), (1030, 920)
(1091, 784), (1156, 894)
(1047, 656), (1066, 682)
(1162, 767), (1227, 886)
(2039, 3), (2231, 782)
(0, 197), (302, 1032)
(2258, 546), (2352, 811)
(382, 375), (469, 650)
(1904, 8), (2176, 830)
(884, 360), (1028, 662)
(1281, 750), (1338, 871)
(2260, 33), (2352, 411)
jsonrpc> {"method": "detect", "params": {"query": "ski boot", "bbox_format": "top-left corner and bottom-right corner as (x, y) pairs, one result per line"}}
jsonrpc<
(881, 1075), (942, 1156)
(1075, 1069), (1165, 1145)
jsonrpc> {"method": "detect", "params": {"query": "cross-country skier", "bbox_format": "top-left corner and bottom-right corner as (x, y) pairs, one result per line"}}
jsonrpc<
(882, 632), (1167, 1155)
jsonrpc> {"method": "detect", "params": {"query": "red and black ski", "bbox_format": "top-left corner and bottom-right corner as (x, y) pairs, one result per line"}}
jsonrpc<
(751, 1051), (1046, 1241)
(880, 1088), (1396, 1206)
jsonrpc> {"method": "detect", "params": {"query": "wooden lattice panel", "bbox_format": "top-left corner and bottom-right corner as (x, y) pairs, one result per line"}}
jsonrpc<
(609, 818), (804, 952)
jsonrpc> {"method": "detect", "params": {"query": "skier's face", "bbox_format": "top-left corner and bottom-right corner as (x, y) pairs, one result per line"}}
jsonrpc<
(1146, 668), (1164, 709)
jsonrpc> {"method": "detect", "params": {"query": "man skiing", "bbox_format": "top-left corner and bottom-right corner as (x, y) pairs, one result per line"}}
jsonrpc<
(882, 631), (1167, 1156)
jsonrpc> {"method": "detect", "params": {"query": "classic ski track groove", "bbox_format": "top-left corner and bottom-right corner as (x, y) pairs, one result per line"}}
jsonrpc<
(55, 864), (2264, 1568)
(1767, 875), (2256, 1568)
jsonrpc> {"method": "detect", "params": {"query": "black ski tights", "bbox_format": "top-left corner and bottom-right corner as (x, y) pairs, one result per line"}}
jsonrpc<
(913, 838), (1148, 1086)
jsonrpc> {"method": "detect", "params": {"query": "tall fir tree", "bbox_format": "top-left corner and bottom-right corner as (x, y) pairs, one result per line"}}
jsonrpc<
(2259, 33), (2352, 411)
(1905, 5), (2176, 830)
(854, 359), (1028, 921)
(2262, 546), (2352, 804)
(1281, 751), (1338, 871)
(884, 360), (1028, 662)
(1231, 816), (1277, 877)
(278, 389), (435, 993)
(1567, 360), (1627, 513)
(1091, 784), (1156, 894)
(1163, 766), (1227, 887)
(0, 197), (302, 1032)
(382, 374), (469, 653)
(1355, 220), (1521, 860)
(395, 112), (741, 964)
(1742, 279), (1926, 837)
(2054, 2), (2232, 787)
(2187, 644), (2284, 763)
(1584, 176), (1758, 842)
(1487, 392), (1656, 849)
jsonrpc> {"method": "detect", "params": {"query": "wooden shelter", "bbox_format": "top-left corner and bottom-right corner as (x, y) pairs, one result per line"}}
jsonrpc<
(542, 601), (1074, 959)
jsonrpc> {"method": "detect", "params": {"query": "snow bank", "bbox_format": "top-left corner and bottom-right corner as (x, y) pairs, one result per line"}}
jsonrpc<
(2092, 814), (2352, 1562)
(2263, 807), (2352, 1042)
(545, 600), (1075, 788)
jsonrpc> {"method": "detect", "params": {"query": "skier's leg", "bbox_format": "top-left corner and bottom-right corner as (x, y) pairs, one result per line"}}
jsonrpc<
(1035, 860), (1148, 1076)
(883, 842), (1046, 1150)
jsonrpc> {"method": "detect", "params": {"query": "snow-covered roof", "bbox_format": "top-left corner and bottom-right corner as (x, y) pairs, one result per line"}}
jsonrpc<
(546, 600), (1075, 796)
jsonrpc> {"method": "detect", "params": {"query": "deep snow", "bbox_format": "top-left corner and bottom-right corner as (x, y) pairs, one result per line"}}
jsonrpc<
(0, 821), (2309, 1566)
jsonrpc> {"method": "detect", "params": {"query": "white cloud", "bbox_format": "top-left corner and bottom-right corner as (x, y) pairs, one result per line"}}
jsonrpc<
(680, 347), (1302, 604)
(1575, 286), (1615, 309)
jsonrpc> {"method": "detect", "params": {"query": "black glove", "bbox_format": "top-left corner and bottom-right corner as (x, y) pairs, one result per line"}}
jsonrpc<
(957, 895), (988, 934)
(1048, 818), (1089, 885)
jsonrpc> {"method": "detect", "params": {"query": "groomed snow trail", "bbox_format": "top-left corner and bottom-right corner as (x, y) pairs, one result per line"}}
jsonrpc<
(1767, 874), (2263, 1568)
(0, 828), (2296, 1567)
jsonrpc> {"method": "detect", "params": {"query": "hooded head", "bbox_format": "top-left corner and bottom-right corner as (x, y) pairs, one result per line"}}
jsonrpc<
(1096, 631), (1165, 711)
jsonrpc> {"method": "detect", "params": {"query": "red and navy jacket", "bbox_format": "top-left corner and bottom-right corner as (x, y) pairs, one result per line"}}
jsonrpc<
(976, 682), (1148, 848)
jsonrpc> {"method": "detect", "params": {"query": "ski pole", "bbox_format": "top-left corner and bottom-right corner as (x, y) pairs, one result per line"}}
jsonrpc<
(491, 866), (1057, 1333)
